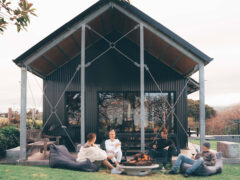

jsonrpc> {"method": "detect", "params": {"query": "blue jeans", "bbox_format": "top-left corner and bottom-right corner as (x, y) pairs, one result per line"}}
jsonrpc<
(172, 154), (204, 174)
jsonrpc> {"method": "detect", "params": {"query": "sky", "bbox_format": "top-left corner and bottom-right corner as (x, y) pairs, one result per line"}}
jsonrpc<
(0, 0), (240, 113)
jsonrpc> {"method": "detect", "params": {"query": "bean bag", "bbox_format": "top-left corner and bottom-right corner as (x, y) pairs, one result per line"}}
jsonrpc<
(180, 152), (223, 176)
(49, 144), (99, 172)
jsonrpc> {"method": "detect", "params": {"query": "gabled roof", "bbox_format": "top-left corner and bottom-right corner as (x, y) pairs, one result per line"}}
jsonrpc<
(13, 0), (213, 79)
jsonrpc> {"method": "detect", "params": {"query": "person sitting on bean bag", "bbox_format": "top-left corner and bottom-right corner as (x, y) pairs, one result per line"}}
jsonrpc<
(167, 142), (216, 177)
(77, 132), (122, 174)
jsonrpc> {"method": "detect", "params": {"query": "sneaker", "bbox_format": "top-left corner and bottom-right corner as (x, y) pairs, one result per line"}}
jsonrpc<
(116, 165), (123, 171)
(183, 172), (190, 177)
(161, 166), (166, 172)
(111, 168), (122, 174)
(166, 170), (177, 175)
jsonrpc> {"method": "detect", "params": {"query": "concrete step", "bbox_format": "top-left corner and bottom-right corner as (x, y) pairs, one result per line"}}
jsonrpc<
(6, 146), (20, 164)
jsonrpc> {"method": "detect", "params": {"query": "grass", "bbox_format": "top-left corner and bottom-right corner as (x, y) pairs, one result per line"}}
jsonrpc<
(189, 139), (240, 157)
(0, 164), (240, 180)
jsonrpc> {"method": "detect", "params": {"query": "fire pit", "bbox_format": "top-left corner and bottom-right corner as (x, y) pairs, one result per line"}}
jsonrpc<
(119, 153), (159, 176)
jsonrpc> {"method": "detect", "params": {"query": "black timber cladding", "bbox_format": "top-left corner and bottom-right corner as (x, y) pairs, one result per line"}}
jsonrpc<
(43, 31), (188, 148)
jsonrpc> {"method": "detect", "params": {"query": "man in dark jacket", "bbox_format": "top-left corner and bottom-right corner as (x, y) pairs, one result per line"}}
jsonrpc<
(167, 142), (216, 177)
(148, 128), (176, 169)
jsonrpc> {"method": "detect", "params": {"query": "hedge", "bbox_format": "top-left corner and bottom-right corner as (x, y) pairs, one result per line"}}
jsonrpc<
(0, 125), (20, 157)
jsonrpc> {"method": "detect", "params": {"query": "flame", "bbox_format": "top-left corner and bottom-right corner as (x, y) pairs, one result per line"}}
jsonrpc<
(123, 153), (152, 166)
(143, 154), (150, 160)
(131, 153), (151, 163)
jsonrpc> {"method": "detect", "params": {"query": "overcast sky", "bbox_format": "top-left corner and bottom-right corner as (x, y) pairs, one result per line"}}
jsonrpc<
(0, 0), (240, 112)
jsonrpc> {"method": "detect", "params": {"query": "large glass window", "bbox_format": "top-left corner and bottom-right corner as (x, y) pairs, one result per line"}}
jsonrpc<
(145, 92), (175, 133)
(98, 92), (175, 142)
(65, 92), (81, 126)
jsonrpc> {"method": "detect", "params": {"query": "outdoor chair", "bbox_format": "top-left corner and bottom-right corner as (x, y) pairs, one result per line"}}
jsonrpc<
(27, 129), (61, 159)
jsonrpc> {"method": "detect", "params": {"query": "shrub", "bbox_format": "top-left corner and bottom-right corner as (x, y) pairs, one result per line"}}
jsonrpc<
(26, 119), (43, 129)
(34, 120), (43, 129)
(27, 119), (33, 129)
(0, 125), (20, 157)
(9, 114), (20, 124)
(0, 133), (7, 157)
(0, 118), (9, 127)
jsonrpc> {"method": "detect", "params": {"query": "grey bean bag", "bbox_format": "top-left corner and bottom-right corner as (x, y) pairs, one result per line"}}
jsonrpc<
(49, 144), (99, 172)
(180, 152), (223, 176)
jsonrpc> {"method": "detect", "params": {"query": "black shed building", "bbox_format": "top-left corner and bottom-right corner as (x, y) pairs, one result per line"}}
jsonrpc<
(14, 0), (212, 158)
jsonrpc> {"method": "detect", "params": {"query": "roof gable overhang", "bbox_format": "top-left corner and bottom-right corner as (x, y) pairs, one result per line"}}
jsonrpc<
(13, 0), (213, 79)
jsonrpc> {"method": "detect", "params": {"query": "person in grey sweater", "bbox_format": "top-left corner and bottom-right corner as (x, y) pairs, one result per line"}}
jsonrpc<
(167, 142), (216, 177)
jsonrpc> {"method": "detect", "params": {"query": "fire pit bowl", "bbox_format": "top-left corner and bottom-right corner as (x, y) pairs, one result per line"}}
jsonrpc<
(118, 164), (159, 176)
(119, 152), (159, 176)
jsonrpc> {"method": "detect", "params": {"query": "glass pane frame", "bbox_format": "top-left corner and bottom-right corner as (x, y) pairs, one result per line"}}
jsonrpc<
(65, 91), (81, 127)
(97, 91), (176, 143)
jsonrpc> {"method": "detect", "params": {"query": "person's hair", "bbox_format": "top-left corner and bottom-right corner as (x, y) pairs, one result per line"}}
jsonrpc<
(162, 127), (168, 133)
(87, 133), (96, 141)
(109, 129), (115, 133)
(203, 142), (211, 149)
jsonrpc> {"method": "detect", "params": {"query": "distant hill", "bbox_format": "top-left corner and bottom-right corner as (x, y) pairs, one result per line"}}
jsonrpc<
(213, 106), (227, 112)
(206, 103), (240, 135)
(214, 103), (240, 112)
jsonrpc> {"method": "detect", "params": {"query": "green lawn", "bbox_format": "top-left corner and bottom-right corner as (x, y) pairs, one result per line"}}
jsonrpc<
(1, 140), (239, 180)
(0, 164), (240, 180)
(189, 139), (240, 157)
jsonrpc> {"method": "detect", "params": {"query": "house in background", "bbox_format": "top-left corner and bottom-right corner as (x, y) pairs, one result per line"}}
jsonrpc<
(13, 0), (212, 159)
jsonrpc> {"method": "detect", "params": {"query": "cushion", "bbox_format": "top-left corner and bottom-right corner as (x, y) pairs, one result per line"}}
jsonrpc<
(49, 144), (99, 172)
(180, 152), (223, 176)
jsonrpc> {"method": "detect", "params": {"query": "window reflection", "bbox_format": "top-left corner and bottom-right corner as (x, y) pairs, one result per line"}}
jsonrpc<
(66, 92), (81, 126)
(98, 92), (175, 141)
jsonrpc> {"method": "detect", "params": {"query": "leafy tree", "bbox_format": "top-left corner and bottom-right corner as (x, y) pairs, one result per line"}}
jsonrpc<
(120, 0), (131, 3)
(188, 99), (216, 122)
(0, 0), (36, 33)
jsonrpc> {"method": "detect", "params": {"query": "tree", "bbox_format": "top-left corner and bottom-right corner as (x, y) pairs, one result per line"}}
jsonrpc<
(188, 99), (216, 122)
(120, 0), (131, 4)
(0, 0), (36, 33)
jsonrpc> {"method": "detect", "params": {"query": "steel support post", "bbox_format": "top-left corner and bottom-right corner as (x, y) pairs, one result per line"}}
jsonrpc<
(140, 24), (145, 152)
(199, 63), (205, 151)
(81, 25), (86, 145)
(20, 67), (27, 160)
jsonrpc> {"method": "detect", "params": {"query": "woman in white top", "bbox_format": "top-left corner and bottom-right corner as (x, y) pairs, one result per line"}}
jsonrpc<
(105, 129), (122, 166)
(77, 133), (121, 174)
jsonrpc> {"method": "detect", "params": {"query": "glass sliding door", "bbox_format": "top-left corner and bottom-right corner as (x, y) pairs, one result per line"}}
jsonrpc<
(65, 92), (81, 144)
(145, 92), (174, 133)
(66, 92), (81, 126)
(98, 92), (175, 145)
(98, 93), (124, 138)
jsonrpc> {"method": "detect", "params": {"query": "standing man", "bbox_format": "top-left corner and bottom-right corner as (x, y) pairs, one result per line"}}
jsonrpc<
(167, 142), (216, 177)
(105, 129), (122, 166)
